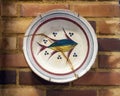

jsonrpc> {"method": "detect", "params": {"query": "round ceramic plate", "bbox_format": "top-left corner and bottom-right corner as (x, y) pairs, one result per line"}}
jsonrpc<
(23, 10), (98, 83)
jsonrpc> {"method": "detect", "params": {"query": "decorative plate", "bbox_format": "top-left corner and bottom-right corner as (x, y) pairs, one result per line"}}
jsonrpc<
(23, 9), (98, 83)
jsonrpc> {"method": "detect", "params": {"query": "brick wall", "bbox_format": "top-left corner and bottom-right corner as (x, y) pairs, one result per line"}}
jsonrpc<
(0, 0), (120, 96)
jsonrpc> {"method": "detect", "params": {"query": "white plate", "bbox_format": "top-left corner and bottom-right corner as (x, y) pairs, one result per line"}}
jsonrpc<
(23, 9), (98, 83)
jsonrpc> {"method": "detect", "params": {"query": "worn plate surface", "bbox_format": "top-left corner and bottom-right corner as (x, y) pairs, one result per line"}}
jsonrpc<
(23, 10), (98, 83)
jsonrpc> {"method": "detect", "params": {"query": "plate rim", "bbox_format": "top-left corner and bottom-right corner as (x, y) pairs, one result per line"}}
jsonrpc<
(23, 9), (98, 83)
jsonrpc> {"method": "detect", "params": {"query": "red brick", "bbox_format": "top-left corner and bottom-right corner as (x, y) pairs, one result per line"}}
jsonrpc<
(98, 38), (120, 51)
(1, 2), (18, 16)
(0, 37), (17, 50)
(89, 21), (96, 32)
(98, 20), (120, 35)
(19, 71), (42, 85)
(73, 72), (120, 86)
(98, 0), (115, 2)
(0, 53), (28, 68)
(19, 0), (43, 2)
(0, 70), (16, 84)
(92, 56), (98, 68)
(99, 88), (120, 96)
(18, 36), (23, 50)
(0, 87), (44, 96)
(20, 3), (69, 16)
(47, 90), (97, 96)
(99, 54), (120, 68)
(0, 19), (2, 32)
(0, 39), (1, 51)
(72, 4), (120, 17)
(44, 0), (95, 2)
(2, 18), (33, 33)
(0, 1), (1, 16)
(19, 71), (69, 85)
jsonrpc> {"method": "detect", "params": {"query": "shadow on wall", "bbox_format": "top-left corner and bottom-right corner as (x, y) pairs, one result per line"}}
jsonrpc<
(0, 0), (17, 68)
(0, 1), (7, 68)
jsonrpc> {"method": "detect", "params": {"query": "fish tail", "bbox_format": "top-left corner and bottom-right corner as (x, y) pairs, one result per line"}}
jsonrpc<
(37, 42), (47, 55)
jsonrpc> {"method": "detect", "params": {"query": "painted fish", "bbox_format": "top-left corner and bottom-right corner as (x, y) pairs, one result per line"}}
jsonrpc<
(37, 28), (78, 59)
(48, 39), (77, 52)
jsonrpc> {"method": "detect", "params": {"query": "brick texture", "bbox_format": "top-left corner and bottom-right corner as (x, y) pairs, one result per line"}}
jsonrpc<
(89, 21), (96, 31)
(1, 2), (18, 16)
(1, 0), (120, 96)
(18, 36), (24, 50)
(20, 3), (69, 16)
(2, 18), (33, 33)
(0, 37), (17, 50)
(19, 71), (69, 85)
(20, 3), (120, 17)
(98, 19), (120, 35)
(46, 90), (97, 96)
(72, 4), (120, 17)
(98, 38), (120, 51)
(99, 54), (120, 68)
(19, 71), (47, 85)
(0, 1), (1, 16)
(0, 53), (28, 68)
(73, 72), (120, 86)
(0, 19), (3, 33)
(99, 88), (120, 96)
(0, 87), (44, 96)
(0, 70), (16, 84)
